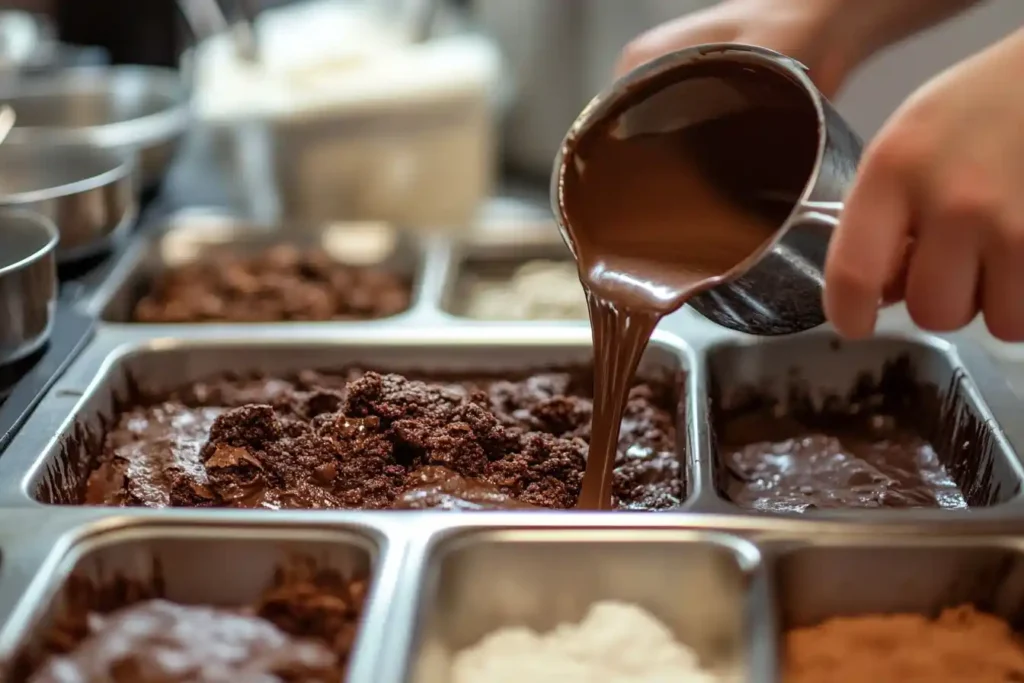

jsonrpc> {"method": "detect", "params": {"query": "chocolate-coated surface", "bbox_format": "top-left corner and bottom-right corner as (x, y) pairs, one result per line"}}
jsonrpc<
(15, 563), (366, 683)
(133, 245), (411, 323)
(721, 414), (966, 512)
(717, 361), (970, 512)
(74, 367), (682, 510)
(557, 60), (818, 508)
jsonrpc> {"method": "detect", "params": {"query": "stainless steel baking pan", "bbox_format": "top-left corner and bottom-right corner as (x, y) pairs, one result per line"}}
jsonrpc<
(395, 528), (762, 683)
(440, 223), (581, 321)
(3, 515), (1024, 683)
(87, 210), (433, 324)
(0, 328), (690, 507)
(89, 211), (433, 323)
(1, 205), (1024, 680)
(698, 332), (1024, 519)
(774, 535), (1024, 630)
(0, 518), (398, 683)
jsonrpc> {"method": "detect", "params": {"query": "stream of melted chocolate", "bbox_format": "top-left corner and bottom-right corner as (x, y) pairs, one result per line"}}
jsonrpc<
(558, 61), (819, 509)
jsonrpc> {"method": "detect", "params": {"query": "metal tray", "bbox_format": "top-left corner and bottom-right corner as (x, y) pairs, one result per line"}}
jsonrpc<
(0, 516), (400, 682)
(439, 226), (581, 321)
(2, 208), (1024, 680)
(0, 329), (690, 507)
(85, 209), (435, 325)
(5, 516), (1024, 683)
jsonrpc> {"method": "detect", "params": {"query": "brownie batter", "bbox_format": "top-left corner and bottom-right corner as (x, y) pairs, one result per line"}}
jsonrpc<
(717, 368), (968, 512)
(78, 368), (682, 510)
(132, 245), (411, 323)
(785, 606), (1024, 683)
(721, 412), (966, 512)
(555, 59), (817, 508)
(15, 563), (367, 683)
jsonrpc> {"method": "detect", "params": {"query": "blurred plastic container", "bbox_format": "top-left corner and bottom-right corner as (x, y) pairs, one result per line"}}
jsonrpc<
(192, 0), (501, 232)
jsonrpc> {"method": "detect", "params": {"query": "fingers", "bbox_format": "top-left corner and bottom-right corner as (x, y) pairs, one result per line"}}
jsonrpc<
(981, 217), (1024, 341)
(827, 127), (1015, 338)
(824, 137), (915, 338)
(903, 207), (981, 331)
(615, 14), (734, 77)
(880, 237), (911, 305)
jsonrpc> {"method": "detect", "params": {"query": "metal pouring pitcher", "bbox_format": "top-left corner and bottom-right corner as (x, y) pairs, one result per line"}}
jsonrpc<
(551, 43), (863, 336)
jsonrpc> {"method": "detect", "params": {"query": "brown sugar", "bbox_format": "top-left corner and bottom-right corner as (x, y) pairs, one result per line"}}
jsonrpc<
(785, 605), (1024, 683)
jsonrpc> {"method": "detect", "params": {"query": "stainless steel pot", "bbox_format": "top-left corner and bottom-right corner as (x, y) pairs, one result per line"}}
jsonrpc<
(0, 210), (57, 366)
(0, 66), (191, 189)
(0, 141), (138, 263)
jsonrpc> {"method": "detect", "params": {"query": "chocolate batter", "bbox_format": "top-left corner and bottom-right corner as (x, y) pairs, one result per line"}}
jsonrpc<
(13, 562), (367, 683)
(557, 60), (819, 508)
(70, 367), (682, 510)
(721, 413), (966, 512)
(132, 245), (411, 323)
(717, 361), (969, 511)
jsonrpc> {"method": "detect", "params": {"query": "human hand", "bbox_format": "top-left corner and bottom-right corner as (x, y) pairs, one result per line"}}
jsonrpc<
(824, 29), (1024, 341)
(616, 0), (855, 97)
(617, 0), (982, 97)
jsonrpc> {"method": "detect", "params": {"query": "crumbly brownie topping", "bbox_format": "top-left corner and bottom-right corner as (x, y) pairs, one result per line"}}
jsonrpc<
(82, 368), (683, 510)
(133, 246), (411, 323)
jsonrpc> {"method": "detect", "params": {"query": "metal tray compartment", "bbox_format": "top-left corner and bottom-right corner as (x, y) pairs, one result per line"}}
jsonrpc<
(705, 333), (1024, 514)
(778, 538), (1024, 627)
(93, 212), (427, 324)
(440, 228), (583, 321)
(14, 331), (690, 508)
(0, 522), (386, 682)
(774, 537), (1024, 681)
(399, 529), (764, 683)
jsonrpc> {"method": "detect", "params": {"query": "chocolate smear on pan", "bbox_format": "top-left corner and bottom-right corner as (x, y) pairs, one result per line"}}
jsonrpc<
(714, 353), (1016, 512)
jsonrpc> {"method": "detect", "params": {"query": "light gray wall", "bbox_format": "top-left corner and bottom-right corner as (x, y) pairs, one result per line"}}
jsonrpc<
(836, 0), (1024, 140)
(589, 0), (1024, 140)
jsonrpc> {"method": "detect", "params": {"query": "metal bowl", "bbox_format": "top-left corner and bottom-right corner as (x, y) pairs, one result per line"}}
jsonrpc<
(0, 10), (57, 73)
(0, 141), (138, 263)
(0, 66), (190, 188)
(0, 211), (57, 366)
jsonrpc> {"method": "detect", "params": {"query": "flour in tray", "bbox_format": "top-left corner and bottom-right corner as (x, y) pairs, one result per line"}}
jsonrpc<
(450, 601), (727, 683)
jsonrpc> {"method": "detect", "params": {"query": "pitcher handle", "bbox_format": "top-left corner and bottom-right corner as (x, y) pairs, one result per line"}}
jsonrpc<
(791, 200), (912, 307)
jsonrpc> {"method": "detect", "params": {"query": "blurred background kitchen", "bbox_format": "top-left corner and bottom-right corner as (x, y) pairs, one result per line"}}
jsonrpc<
(3, 0), (1024, 374)
(6, 0), (1022, 216)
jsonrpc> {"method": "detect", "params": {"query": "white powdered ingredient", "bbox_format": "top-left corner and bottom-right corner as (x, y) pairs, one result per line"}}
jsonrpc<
(450, 601), (724, 683)
(463, 260), (589, 321)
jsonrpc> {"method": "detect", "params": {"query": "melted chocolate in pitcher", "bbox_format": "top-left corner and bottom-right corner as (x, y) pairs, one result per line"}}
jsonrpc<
(558, 62), (820, 509)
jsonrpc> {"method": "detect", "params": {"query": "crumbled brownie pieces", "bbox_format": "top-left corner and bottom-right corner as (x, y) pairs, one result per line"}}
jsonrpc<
(80, 367), (684, 510)
(132, 245), (412, 323)
(14, 562), (367, 683)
